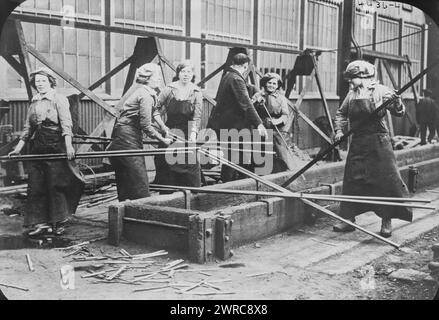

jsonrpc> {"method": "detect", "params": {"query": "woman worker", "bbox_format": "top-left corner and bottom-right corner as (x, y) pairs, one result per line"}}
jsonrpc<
(107, 63), (171, 201)
(8, 68), (84, 236)
(333, 60), (412, 237)
(252, 72), (295, 173)
(153, 60), (203, 187)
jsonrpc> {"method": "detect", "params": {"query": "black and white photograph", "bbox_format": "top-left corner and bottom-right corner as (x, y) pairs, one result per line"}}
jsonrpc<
(0, 0), (439, 305)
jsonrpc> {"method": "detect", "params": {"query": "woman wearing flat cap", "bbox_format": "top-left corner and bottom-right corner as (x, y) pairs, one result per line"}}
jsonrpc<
(252, 72), (295, 172)
(332, 60), (412, 237)
(107, 63), (171, 201)
(8, 67), (85, 236)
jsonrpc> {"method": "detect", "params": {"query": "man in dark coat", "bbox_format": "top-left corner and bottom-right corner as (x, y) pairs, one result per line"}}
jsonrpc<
(416, 89), (439, 145)
(207, 53), (267, 182)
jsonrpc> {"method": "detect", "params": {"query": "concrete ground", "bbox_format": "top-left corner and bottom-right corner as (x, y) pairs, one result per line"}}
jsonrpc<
(0, 186), (438, 300)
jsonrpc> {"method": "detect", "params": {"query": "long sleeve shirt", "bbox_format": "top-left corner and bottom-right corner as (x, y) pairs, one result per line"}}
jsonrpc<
(117, 83), (161, 139)
(157, 82), (203, 134)
(334, 81), (405, 133)
(253, 90), (289, 129)
(20, 89), (73, 142)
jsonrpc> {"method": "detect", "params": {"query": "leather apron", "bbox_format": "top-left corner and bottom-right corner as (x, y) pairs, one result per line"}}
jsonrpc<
(107, 114), (150, 201)
(154, 97), (201, 187)
(339, 98), (413, 222)
(25, 119), (85, 227)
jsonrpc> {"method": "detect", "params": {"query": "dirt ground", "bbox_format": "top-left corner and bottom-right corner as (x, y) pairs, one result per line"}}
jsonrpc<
(0, 212), (438, 301)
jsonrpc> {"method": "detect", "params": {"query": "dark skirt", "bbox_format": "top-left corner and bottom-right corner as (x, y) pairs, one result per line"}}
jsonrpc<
(107, 122), (150, 201)
(25, 127), (84, 227)
(339, 133), (413, 222)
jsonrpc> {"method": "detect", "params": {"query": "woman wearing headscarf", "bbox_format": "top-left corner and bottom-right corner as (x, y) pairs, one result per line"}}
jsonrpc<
(332, 60), (412, 237)
(252, 73), (295, 173)
(153, 60), (203, 188)
(106, 63), (171, 201)
(8, 68), (84, 236)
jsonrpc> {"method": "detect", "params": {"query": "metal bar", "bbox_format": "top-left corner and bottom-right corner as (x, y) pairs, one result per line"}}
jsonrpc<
(9, 15), (301, 55)
(281, 59), (439, 188)
(149, 184), (434, 209)
(123, 217), (189, 231)
(302, 199), (400, 249)
(1, 147), (198, 161)
(166, 134), (415, 249)
(78, 56), (134, 99)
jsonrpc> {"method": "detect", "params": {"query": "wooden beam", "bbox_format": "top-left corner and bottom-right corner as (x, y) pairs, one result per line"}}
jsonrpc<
(78, 55), (134, 99)
(15, 20), (33, 100)
(312, 54), (335, 135)
(3, 54), (27, 79)
(77, 114), (115, 153)
(25, 44), (116, 117)
(197, 63), (226, 88)
(9, 14), (301, 55)
(358, 48), (407, 63)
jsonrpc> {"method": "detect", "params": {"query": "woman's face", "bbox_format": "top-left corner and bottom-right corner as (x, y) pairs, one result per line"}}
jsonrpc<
(35, 74), (51, 94)
(265, 78), (279, 93)
(147, 73), (162, 89)
(178, 66), (194, 84)
(348, 77), (363, 89)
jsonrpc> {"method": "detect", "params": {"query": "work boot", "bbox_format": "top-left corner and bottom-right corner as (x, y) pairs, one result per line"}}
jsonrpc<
(333, 218), (356, 232)
(380, 218), (392, 238)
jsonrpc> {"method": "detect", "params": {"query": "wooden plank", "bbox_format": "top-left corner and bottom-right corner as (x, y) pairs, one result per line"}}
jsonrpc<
(188, 215), (205, 263)
(108, 203), (125, 246)
(214, 216), (232, 261)
(25, 44), (116, 117)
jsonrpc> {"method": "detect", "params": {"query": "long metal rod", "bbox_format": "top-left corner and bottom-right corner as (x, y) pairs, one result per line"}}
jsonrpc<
(149, 184), (434, 210)
(281, 59), (439, 188)
(302, 199), (400, 249)
(167, 132), (414, 248)
(0, 147), (198, 161)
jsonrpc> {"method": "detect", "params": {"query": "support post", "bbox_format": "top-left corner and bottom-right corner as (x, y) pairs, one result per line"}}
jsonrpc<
(108, 203), (125, 246)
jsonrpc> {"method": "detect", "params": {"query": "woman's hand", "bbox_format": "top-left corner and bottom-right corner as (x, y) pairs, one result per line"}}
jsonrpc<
(161, 137), (173, 146)
(161, 125), (170, 136)
(66, 144), (76, 160)
(8, 140), (25, 158)
(334, 131), (344, 142)
(65, 136), (75, 160)
(189, 131), (197, 143)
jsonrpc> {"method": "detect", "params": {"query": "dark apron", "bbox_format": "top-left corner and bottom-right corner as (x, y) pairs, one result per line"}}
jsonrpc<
(339, 99), (413, 222)
(154, 97), (201, 187)
(107, 115), (150, 201)
(25, 119), (85, 227)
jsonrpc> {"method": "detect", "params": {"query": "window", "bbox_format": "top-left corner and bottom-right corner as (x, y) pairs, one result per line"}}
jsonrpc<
(402, 23), (423, 94)
(201, 0), (253, 93)
(112, 0), (184, 96)
(259, 0), (301, 95)
(304, 0), (339, 95)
